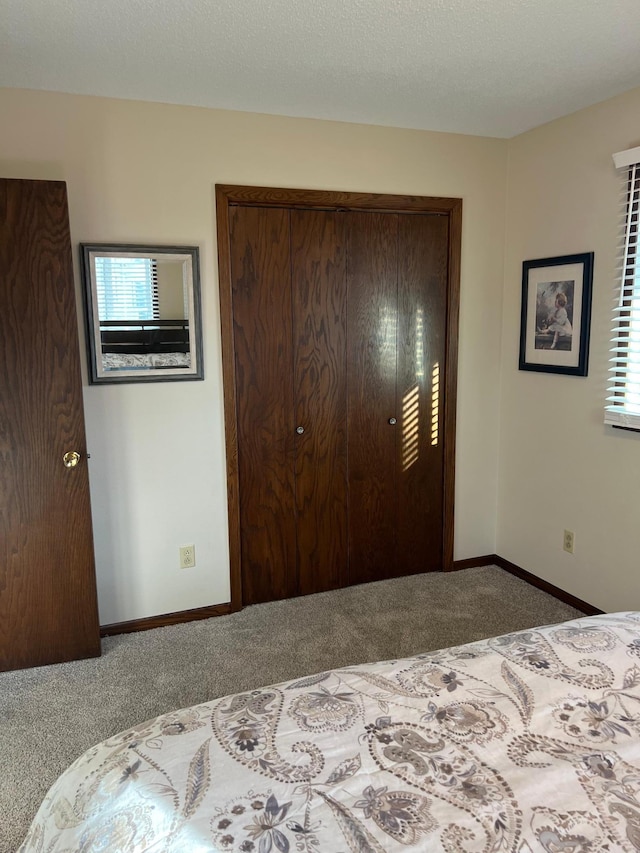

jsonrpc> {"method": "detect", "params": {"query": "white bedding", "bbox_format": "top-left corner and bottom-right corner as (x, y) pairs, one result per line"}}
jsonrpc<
(19, 612), (640, 852)
(102, 352), (191, 370)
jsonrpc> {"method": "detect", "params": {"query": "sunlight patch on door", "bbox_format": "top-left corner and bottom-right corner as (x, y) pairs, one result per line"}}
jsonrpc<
(415, 307), (425, 379)
(431, 362), (440, 446)
(402, 385), (420, 471)
(380, 302), (398, 382)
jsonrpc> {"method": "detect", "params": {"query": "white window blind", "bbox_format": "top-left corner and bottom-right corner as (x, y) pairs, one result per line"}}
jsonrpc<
(95, 256), (159, 322)
(606, 147), (640, 428)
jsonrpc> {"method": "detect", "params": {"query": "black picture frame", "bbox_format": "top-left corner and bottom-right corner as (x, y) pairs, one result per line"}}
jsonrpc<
(519, 252), (594, 376)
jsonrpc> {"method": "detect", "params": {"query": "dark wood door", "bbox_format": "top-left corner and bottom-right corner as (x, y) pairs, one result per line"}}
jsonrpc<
(0, 179), (100, 671)
(291, 210), (348, 596)
(230, 205), (298, 605)
(395, 213), (448, 575)
(346, 212), (399, 585)
(217, 185), (461, 610)
(231, 206), (349, 604)
(346, 212), (449, 584)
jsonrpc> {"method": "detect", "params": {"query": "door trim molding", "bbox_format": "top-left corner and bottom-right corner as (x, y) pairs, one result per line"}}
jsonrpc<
(98, 557), (601, 636)
(452, 554), (603, 615)
(100, 602), (232, 637)
(215, 185), (463, 611)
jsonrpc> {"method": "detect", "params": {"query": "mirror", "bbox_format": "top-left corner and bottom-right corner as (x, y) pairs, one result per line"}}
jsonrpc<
(80, 244), (204, 384)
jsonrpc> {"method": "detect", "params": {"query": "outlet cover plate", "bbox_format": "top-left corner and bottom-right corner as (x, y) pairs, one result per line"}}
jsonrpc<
(179, 545), (196, 568)
(563, 530), (574, 554)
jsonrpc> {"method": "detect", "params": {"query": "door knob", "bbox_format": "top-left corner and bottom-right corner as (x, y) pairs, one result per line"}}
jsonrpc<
(296, 426), (305, 435)
(63, 451), (81, 468)
(388, 417), (397, 425)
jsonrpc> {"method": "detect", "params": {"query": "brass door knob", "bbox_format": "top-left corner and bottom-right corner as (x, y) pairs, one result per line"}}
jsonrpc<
(63, 451), (81, 468)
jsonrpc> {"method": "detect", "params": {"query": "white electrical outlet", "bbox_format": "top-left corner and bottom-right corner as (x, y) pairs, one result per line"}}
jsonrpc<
(563, 530), (574, 554)
(179, 545), (196, 569)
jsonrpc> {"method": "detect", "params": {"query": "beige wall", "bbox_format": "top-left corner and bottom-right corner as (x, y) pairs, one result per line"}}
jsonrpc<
(0, 88), (508, 624)
(156, 260), (187, 320)
(498, 86), (640, 612)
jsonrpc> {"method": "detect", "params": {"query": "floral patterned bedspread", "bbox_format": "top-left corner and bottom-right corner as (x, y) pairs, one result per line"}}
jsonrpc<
(102, 352), (190, 370)
(19, 613), (640, 852)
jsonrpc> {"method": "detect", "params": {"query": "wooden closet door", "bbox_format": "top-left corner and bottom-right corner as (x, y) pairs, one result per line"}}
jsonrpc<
(396, 214), (449, 575)
(346, 211), (449, 583)
(229, 206), (297, 605)
(0, 179), (100, 671)
(291, 210), (348, 595)
(218, 185), (461, 608)
(346, 212), (399, 585)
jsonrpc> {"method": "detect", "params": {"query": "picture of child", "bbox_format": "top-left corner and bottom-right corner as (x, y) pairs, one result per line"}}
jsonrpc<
(546, 291), (572, 349)
(522, 255), (592, 376)
(535, 281), (574, 351)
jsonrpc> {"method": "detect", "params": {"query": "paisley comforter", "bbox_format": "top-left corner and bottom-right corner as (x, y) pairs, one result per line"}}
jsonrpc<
(19, 612), (640, 852)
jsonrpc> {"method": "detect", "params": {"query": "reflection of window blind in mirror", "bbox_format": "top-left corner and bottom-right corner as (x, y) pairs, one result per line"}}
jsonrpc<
(95, 257), (159, 321)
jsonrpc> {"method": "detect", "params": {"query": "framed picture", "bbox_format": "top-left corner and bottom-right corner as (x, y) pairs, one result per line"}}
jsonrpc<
(519, 252), (594, 376)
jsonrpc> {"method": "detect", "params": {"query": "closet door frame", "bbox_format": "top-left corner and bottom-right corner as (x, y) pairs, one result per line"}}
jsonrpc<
(215, 185), (462, 612)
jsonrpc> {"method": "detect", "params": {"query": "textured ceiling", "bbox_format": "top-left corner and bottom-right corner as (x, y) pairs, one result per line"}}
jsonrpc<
(2, 0), (640, 138)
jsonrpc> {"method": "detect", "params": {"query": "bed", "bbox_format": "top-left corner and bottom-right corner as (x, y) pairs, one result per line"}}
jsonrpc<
(101, 352), (191, 370)
(99, 318), (191, 372)
(19, 612), (640, 852)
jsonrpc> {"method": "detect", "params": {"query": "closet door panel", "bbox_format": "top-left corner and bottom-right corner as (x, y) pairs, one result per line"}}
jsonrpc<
(229, 206), (297, 604)
(347, 212), (398, 585)
(291, 210), (348, 595)
(396, 214), (449, 574)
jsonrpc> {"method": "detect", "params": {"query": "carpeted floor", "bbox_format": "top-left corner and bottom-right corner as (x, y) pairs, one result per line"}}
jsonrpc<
(0, 566), (583, 853)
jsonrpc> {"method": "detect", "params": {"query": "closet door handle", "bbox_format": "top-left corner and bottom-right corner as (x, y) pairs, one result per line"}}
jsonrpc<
(296, 426), (305, 435)
(388, 417), (397, 425)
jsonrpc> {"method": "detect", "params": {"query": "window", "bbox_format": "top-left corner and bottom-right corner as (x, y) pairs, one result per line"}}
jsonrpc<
(606, 147), (640, 428)
(94, 256), (159, 322)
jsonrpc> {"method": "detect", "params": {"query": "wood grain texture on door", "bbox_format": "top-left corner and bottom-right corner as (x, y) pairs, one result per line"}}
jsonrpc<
(217, 185), (462, 608)
(346, 211), (399, 586)
(0, 179), (100, 671)
(291, 210), (348, 595)
(229, 205), (297, 605)
(396, 214), (449, 575)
